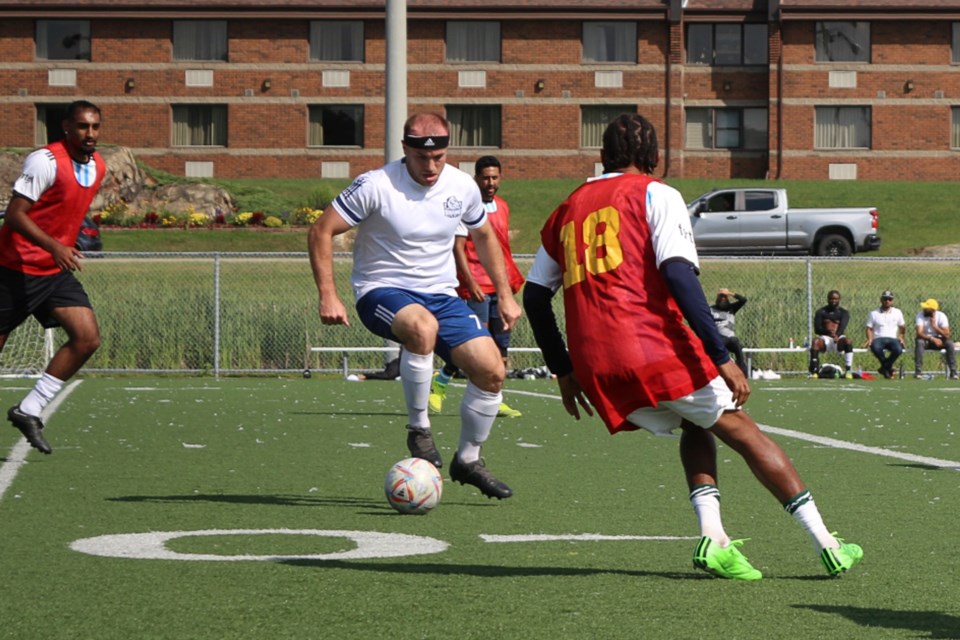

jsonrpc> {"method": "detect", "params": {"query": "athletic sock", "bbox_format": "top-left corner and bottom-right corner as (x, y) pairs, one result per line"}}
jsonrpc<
(689, 484), (730, 547)
(400, 351), (434, 429)
(845, 351), (854, 369)
(784, 490), (838, 552)
(457, 381), (500, 464)
(20, 372), (65, 417)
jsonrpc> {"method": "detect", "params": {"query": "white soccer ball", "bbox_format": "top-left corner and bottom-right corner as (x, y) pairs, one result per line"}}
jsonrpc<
(384, 457), (443, 515)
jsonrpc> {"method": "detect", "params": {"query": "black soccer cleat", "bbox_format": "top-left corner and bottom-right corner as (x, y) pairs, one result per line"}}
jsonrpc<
(406, 426), (443, 468)
(8, 405), (52, 455)
(449, 454), (513, 500)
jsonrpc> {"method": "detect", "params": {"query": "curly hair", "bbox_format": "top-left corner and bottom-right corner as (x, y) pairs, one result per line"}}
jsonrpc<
(601, 113), (658, 174)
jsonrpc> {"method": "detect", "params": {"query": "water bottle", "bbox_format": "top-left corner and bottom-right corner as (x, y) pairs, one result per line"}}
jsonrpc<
(788, 337), (795, 349)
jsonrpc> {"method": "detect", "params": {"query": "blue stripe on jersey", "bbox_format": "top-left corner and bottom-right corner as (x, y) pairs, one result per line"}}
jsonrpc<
(334, 194), (363, 224)
(72, 159), (95, 188)
(462, 209), (486, 227)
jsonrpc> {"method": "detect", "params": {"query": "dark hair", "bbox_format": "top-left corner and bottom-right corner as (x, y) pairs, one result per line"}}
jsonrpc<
(63, 100), (101, 122)
(828, 289), (841, 298)
(601, 113), (658, 174)
(474, 155), (501, 175)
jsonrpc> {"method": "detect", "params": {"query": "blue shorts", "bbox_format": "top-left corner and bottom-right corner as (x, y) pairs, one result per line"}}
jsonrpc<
(467, 293), (511, 356)
(356, 288), (490, 364)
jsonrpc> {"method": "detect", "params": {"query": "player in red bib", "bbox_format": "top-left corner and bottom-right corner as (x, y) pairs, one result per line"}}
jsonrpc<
(524, 113), (862, 579)
(1, 100), (105, 454)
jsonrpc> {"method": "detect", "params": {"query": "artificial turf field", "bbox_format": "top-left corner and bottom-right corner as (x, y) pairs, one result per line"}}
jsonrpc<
(1, 375), (959, 640)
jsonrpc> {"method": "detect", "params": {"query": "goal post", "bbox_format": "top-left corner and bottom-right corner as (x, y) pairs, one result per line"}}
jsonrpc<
(0, 324), (56, 378)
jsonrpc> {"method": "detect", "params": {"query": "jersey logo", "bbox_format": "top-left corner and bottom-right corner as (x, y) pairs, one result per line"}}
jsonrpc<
(340, 175), (367, 200)
(443, 196), (463, 218)
(17, 173), (33, 185)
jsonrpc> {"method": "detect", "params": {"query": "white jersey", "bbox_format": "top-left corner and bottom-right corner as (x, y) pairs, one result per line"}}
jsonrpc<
(915, 310), (950, 338)
(526, 177), (698, 291)
(866, 307), (905, 339)
(332, 159), (485, 300)
(12, 146), (99, 201)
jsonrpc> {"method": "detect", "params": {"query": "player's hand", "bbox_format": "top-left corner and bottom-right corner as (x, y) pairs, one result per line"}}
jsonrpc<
(717, 360), (750, 407)
(498, 296), (522, 331)
(930, 336), (943, 348)
(319, 297), (350, 326)
(467, 281), (485, 303)
(557, 372), (594, 420)
(53, 244), (83, 272)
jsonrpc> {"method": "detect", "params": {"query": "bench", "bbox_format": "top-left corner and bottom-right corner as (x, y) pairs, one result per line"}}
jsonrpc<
(743, 346), (950, 378)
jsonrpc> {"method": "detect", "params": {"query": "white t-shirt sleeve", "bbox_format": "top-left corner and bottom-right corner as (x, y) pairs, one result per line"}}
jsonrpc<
(525, 246), (563, 293)
(331, 172), (378, 227)
(11, 148), (57, 202)
(455, 221), (469, 238)
(644, 181), (700, 270)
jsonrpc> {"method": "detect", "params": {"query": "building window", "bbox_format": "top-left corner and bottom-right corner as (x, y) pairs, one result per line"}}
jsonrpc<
(952, 108), (960, 148)
(815, 106), (871, 148)
(685, 108), (768, 150)
(446, 106), (501, 147)
(308, 105), (364, 147)
(172, 105), (227, 146)
(35, 103), (71, 145)
(581, 105), (635, 147)
(310, 21), (364, 62)
(173, 21), (227, 61)
(687, 23), (768, 65)
(36, 20), (90, 60)
(446, 21), (500, 62)
(582, 22), (636, 63)
(816, 22), (870, 62)
(953, 24), (960, 64)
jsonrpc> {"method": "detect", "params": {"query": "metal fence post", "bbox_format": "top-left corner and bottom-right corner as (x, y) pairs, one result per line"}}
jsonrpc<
(214, 253), (221, 378)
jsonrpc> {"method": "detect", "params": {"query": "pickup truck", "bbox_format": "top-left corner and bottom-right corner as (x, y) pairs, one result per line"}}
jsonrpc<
(686, 188), (880, 257)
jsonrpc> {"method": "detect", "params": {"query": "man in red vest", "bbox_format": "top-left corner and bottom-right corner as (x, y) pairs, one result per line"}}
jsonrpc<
(0, 100), (106, 454)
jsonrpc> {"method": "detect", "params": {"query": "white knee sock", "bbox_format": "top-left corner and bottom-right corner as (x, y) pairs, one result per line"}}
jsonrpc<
(689, 485), (730, 546)
(785, 490), (838, 552)
(21, 372), (65, 417)
(400, 351), (434, 429)
(457, 381), (501, 464)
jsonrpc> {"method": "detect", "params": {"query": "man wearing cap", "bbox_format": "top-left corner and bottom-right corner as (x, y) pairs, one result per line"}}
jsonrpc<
(308, 112), (520, 500)
(710, 288), (748, 373)
(914, 298), (957, 380)
(864, 290), (906, 379)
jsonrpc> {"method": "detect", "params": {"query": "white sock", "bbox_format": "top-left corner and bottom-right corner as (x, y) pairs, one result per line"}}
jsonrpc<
(400, 351), (434, 429)
(21, 372), (65, 417)
(786, 491), (838, 552)
(845, 352), (854, 369)
(457, 381), (500, 464)
(689, 485), (730, 546)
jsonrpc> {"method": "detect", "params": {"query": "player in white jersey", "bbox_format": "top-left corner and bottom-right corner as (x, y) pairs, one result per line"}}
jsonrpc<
(308, 113), (522, 499)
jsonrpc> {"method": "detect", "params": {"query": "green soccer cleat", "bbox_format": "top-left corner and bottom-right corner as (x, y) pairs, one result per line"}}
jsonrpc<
(693, 537), (763, 581)
(820, 536), (863, 577)
(497, 402), (522, 418)
(428, 372), (446, 414)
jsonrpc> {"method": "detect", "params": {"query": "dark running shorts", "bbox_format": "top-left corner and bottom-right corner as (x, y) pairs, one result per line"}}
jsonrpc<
(0, 266), (93, 333)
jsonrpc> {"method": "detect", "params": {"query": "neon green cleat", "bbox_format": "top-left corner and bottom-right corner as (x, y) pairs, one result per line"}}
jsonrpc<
(844, 372), (854, 379)
(497, 402), (522, 418)
(428, 373), (446, 414)
(693, 537), (763, 581)
(820, 536), (863, 577)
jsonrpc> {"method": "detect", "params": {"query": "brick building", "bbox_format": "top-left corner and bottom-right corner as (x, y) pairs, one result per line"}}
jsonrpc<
(1, 0), (959, 181)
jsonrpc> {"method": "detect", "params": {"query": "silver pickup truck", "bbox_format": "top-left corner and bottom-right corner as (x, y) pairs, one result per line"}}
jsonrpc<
(687, 188), (881, 257)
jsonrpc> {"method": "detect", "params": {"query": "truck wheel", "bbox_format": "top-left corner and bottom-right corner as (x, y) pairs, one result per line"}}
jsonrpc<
(816, 234), (852, 257)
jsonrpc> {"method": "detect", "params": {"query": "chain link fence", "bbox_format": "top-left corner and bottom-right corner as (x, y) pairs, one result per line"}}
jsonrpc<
(11, 253), (958, 377)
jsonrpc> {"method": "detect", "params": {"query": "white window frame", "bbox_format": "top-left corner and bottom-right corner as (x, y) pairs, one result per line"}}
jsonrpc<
(173, 20), (227, 61)
(172, 105), (228, 147)
(445, 105), (502, 147)
(582, 22), (637, 63)
(310, 21), (364, 62)
(814, 106), (871, 149)
(36, 20), (90, 61)
(308, 105), (364, 147)
(446, 21), (500, 63)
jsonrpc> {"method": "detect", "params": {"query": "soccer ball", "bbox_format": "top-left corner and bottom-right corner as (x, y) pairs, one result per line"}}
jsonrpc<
(384, 457), (443, 515)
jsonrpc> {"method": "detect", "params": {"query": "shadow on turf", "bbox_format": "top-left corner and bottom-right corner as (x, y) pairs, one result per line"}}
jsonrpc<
(795, 605), (960, 639)
(106, 493), (500, 512)
(277, 558), (697, 580)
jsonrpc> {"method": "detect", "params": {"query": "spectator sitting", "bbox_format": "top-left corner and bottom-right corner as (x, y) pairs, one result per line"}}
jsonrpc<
(864, 290), (905, 379)
(914, 298), (957, 380)
(809, 290), (855, 379)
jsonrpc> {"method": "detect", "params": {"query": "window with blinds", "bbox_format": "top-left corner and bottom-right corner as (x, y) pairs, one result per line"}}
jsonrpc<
(172, 105), (228, 146)
(815, 106), (871, 148)
(580, 105), (635, 147)
(446, 106), (502, 147)
(582, 22), (637, 63)
(173, 21), (227, 61)
(446, 22), (500, 63)
(310, 21), (364, 62)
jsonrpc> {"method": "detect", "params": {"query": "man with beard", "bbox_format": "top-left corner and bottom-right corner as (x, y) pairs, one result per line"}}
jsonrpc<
(809, 290), (855, 379)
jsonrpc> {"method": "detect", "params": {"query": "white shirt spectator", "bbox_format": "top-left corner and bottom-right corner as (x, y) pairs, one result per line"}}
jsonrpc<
(866, 307), (905, 339)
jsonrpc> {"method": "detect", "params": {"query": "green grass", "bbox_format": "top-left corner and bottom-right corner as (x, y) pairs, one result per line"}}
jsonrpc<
(103, 177), (960, 256)
(1, 376), (958, 639)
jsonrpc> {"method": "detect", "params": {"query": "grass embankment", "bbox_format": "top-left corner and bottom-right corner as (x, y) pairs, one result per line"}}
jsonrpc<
(102, 177), (959, 256)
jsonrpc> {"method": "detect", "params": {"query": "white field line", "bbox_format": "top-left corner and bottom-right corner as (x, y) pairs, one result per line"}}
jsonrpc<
(0, 380), (83, 503)
(501, 386), (960, 470)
